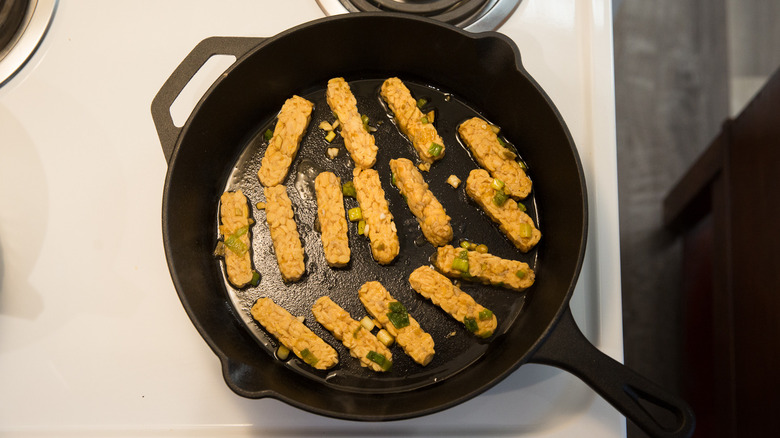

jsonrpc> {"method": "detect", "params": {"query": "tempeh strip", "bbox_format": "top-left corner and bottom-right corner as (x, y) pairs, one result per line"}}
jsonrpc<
(314, 172), (350, 267)
(433, 245), (535, 291)
(219, 190), (255, 288)
(312, 296), (393, 372)
(458, 117), (532, 199)
(258, 95), (314, 187)
(250, 298), (338, 370)
(380, 77), (445, 164)
(352, 168), (399, 264)
(326, 77), (377, 169)
(264, 185), (306, 282)
(465, 169), (541, 252)
(409, 266), (497, 338)
(358, 281), (435, 366)
(389, 157), (452, 246)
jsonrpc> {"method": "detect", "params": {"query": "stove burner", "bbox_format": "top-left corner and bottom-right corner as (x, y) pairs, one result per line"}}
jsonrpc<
(319, 0), (521, 31)
(342, 0), (488, 27)
(0, 0), (57, 87)
(0, 0), (30, 56)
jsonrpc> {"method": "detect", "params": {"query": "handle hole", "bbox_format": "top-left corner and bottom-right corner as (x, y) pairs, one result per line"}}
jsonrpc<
(169, 54), (237, 127)
(625, 385), (683, 432)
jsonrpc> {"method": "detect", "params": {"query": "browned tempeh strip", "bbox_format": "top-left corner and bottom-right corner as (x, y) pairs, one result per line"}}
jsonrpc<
(326, 77), (377, 169)
(264, 185), (306, 282)
(258, 95), (314, 187)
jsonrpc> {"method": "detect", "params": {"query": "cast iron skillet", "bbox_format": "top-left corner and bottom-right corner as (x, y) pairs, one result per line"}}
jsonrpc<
(151, 13), (694, 438)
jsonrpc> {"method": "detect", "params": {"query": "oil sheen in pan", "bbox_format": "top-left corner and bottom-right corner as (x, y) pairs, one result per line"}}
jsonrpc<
(215, 78), (541, 394)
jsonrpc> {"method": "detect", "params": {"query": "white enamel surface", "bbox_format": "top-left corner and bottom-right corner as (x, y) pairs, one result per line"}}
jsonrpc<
(0, 0), (623, 436)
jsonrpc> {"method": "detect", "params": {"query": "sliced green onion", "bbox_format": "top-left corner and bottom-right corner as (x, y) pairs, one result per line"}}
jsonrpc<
(460, 240), (471, 249)
(420, 116), (429, 124)
(341, 181), (356, 198)
(491, 178), (505, 191)
(366, 350), (392, 371)
(475, 244), (488, 253)
(464, 317), (479, 333)
(264, 128), (273, 141)
(428, 142), (443, 157)
(300, 348), (319, 367)
(352, 325), (363, 338)
(469, 242), (477, 250)
(377, 329), (394, 347)
(458, 249), (469, 259)
(452, 257), (469, 273)
(519, 160), (528, 170)
(361, 114), (370, 132)
(325, 130), (336, 142)
(276, 345), (290, 360)
(348, 207), (363, 222)
(249, 271), (261, 286)
(515, 269), (527, 279)
(489, 124), (501, 134)
(386, 301), (410, 329)
(360, 316), (375, 331)
(391, 173), (397, 186)
(492, 189), (509, 207)
(478, 309), (493, 321)
(358, 219), (366, 235)
(519, 223), (533, 238)
(496, 136), (507, 147)
(224, 226), (249, 255)
(517, 202), (527, 212)
(416, 97), (428, 108)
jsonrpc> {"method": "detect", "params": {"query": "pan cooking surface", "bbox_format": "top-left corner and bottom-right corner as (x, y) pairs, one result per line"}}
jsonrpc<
(217, 78), (540, 393)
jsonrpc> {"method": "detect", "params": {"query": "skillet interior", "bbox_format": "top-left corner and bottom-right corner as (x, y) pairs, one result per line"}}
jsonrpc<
(161, 13), (586, 419)
(221, 78), (539, 393)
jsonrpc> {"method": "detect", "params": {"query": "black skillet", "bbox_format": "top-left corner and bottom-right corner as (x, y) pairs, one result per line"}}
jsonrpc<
(151, 13), (694, 438)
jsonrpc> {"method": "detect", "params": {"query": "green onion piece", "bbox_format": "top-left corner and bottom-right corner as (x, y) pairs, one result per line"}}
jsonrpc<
(479, 309), (493, 321)
(388, 301), (405, 314)
(489, 124), (501, 134)
(469, 242), (477, 250)
(458, 249), (469, 259)
(366, 350), (392, 371)
(460, 240), (471, 249)
(300, 348), (319, 367)
(492, 189), (509, 207)
(358, 219), (366, 235)
(348, 207), (363, 222)
(428, 142), (443, 157)
(420, 116), (429, 124)
(475, 244), (488, 253)
(519, 223), (533, 238)
(224, 226), (249, 255)
(519, 160), (528, 170)
(391, 173), (397, 186)
(517, 202), (527, 212)
(491, 178), (505, 190)
(464, 317), (479, 333)
(416, 97), (428, 108)
(250, 271), (261, 286)
(496, 136), (507, 147)
(264, 129), (274, 141)
(352, 325), (363, 338)
(452, 257), (469, 273)
(386, 301), (410, 329)
(515, 269), (526, 279)
(387, 311), (410, 330)
(341, 181), (356, 198)
(325, 130), (336, 142)
(276, 345), (290, 360)
(361, 114), (370, 132)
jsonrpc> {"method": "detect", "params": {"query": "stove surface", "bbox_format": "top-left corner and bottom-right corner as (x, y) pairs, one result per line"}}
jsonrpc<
(0, 1), (623, 436)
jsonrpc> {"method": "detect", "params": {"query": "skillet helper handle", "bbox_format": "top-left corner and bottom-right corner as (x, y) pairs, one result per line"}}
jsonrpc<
(151, 36), (264, 164)
(531, 307), (695, 438)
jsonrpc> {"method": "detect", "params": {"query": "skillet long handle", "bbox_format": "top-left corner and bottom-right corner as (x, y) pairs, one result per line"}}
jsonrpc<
(530, 307), (695, 438)
(151, 36), (264, 164)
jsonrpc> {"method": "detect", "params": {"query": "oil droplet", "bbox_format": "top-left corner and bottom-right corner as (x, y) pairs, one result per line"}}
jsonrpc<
(294, 159), (320, 202)
(414, 234), (428, 247)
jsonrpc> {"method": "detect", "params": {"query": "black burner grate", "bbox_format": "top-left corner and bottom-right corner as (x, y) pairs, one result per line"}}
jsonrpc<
(339, 0), (490, 27)
(0, 0), (30, 58)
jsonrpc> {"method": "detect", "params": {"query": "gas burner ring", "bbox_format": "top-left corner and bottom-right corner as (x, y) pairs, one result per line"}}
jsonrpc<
(0, 0), (57, 88)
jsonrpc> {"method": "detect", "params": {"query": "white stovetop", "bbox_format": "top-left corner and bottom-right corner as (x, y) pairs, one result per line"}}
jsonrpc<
(0, 1), (623, 436)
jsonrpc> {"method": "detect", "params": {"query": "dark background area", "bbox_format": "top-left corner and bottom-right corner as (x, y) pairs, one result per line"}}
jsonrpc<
(613, 0), (780, 436)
